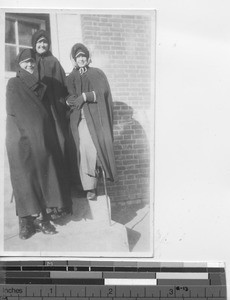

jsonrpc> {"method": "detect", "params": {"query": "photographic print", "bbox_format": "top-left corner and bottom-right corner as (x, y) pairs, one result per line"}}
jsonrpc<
(1, 8), (155, 257)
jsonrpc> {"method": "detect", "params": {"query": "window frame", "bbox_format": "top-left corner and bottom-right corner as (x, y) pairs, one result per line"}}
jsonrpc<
(5, 14), (46, 78)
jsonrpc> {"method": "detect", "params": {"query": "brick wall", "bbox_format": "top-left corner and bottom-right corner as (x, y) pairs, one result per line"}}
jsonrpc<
(81, 14), (153, 205)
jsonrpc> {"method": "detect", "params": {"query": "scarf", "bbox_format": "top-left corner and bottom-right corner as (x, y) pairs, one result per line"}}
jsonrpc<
(75, 65), (89, 75)
(17, 68), (39, 91)
(17, 68), (45, 99)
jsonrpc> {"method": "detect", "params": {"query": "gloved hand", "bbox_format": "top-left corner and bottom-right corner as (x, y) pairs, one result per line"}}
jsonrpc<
(66, 95), (85, 110)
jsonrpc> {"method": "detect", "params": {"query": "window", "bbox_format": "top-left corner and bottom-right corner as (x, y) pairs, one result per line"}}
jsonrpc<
(5, 14), (49, 73)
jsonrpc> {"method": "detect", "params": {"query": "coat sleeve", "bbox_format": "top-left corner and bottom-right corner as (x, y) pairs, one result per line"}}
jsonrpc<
(52, 56), (66, 86)
(66, 72), (77, 96)
(52, 57), (69, 104)
(5, 79), (24, 144)
(6, 79), (16, 116)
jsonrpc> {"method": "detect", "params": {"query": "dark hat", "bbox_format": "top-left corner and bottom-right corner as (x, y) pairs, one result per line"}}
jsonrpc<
(31, 29), (51, 51)
(16, 48), (35, 64)
(36, 36), (48, 43)
(71, 43), (90, 60)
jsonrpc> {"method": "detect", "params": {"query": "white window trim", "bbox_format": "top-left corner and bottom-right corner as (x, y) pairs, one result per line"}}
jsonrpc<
(51, 13), (82, 74)
(6, 14), (46, 27)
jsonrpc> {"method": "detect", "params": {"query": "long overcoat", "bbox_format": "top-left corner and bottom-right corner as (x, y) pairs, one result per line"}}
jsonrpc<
(31, 30), (69, 146)
(6, 72), (68, 218)
(34, 51), (69, 149)
(66, 67), (117, 182)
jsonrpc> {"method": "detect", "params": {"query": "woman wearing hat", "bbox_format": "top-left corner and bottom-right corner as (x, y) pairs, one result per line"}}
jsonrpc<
(31, 29), (72, 218)
(6, 48), (67, 239)
(66, 43), (117, 200)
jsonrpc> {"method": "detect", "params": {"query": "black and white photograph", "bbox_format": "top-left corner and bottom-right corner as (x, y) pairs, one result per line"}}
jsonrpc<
(1, 8), (155, 256)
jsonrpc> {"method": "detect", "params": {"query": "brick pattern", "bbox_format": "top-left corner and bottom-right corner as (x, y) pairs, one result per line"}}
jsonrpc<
(81, 14), (152, 204)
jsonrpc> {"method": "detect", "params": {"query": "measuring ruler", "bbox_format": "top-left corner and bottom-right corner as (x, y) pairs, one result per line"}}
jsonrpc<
(0, 261), (227, 299)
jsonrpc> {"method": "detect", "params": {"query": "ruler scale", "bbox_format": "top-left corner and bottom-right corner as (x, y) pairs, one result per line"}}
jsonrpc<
(0, 261), (227, 299)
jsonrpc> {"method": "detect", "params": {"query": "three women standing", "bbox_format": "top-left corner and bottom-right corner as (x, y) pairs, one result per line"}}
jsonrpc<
(6, 31), (117, 240)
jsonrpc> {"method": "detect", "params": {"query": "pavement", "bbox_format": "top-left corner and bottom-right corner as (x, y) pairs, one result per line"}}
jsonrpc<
(4, 153), (152, 256)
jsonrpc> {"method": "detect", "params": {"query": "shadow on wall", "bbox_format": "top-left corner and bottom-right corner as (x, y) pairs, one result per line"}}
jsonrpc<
(105, 101), (150, 205)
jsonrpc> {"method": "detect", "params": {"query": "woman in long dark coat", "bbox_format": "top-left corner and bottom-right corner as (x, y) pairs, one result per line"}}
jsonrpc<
(6, 49), (67, 239)
(66, 43), (117, 200)
(31, 29), (72, 217)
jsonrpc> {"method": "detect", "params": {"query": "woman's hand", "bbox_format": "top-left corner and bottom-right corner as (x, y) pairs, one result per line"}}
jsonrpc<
(66, 95), (85, 110)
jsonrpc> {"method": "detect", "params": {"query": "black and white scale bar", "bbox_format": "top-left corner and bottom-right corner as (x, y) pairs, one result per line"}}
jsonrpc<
(0, 284), (227, 298)
(0, 271), (225, 286)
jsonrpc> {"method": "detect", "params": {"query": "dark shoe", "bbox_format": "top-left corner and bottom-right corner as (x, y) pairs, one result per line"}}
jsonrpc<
(58, 207), (71, 216)
(48, 208), (62, 220)
(34, 219), (57, 235)
(19, 216), (36, 240)
(48, 207), (71, 221)
(87, 189), (97, 200)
